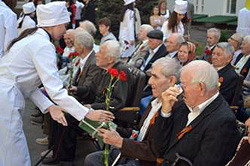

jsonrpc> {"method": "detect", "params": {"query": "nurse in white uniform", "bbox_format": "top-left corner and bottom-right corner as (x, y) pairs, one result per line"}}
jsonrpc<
(0, 2), (114, 166)
(17, 2), (36, 35)
(0, 0), (18, 58)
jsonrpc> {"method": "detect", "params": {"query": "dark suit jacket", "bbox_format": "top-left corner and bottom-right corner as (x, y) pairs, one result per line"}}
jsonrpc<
(116, 100), (159, 166)
(142, 44), (167, 97)
(218, 64), (239, 105)
(154, 94), (241, 166)
(143, 44), (167, 72)
(74, 51), (101, 103)
(233, 53), (250, 79)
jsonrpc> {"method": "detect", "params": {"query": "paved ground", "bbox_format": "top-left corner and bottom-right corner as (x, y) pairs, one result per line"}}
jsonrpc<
(23, 100), (97, 166)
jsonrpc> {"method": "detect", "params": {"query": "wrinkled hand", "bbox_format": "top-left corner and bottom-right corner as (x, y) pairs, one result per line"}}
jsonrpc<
(47, 105), (68, 126)
(245, 117), (250, 143)
(98, 128), (123, 148)
(161, 86), (179, 114)
(68, 85), (77, 93)
(85, 110), (115, 122)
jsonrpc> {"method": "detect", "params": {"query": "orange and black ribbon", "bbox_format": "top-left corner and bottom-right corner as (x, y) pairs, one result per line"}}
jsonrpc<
(176, 125), (193, 140)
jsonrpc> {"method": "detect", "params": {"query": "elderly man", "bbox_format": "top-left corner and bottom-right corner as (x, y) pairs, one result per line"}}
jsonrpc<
(154, 60), (240, 166)
(84, 57), (181, 166)
(77, 20), (99, 52)
(233, 36), (250, 99)
(228, 33), (243, 65)
(139, 29), (167, 72)
(127, 24), (154, 68)
(212, 42), (239, 105)
(202, 28), (221, 63)
(43, 40), (131, 165)
(165, 33), (185, 58)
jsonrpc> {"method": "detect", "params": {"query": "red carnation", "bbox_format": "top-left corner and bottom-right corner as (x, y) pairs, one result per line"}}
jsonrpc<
(108, 68), (119, 78)
(56, 46), (64, 54)
(69, 52), (79, 59)
(219, 77), (224, 83)
(119, 71), (127, 82)
(205, 49), (212, 55)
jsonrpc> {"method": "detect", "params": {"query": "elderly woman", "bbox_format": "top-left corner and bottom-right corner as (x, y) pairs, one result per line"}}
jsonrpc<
(177, 41), (196, 66)
(0, 2), (113, 166)
(228, 33), (243, 64)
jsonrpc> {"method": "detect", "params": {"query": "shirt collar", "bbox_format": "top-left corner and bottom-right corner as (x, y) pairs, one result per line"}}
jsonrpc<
(187, 92), (219, 113)
(150, 44), (162, 54)
(80, 49), (93, 68)
(169, 51), (178, 58)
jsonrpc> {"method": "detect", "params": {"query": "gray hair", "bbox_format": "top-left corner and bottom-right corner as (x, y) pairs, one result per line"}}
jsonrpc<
(140, 24), (154, 34)
(208, 28), (221, 40)
(102, 40), (121, 62)
(74, 31), (94, 50)
(182, 60), (219, 91)
(79, 20), (97, 37)
(243, 35), (250, 45)
(171, 33), (185, 46)
(152, 57), (181, 80)
(216, 42), (235, 58)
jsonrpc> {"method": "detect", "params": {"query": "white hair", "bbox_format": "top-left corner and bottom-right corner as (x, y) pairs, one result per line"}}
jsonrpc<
(79, 20), (97, 37)
(171, 33), (185, 46)
(208, 28), (221, 40)
(216, 42), (234, 58)
(74, 31), (94, 49)
(182, 60), (219, 91)
(152, 57), (181, 80)
(102, 40), (121, 62)
(140, 24), (154, 34)
(243, 35), (250, 45)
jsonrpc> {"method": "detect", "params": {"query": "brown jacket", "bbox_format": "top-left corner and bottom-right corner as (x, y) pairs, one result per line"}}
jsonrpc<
(117, 101), (159, 166)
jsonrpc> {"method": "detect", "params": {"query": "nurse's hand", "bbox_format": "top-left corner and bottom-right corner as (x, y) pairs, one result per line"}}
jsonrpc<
(85, 110), (115, 122)
(47, 105), (68, 126)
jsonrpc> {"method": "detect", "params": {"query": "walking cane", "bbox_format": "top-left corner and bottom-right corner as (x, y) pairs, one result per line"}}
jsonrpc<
(34, 145), (54, 166)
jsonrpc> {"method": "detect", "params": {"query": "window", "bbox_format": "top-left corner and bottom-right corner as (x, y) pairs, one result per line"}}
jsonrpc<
(196, 0), (199, 13)
(201, 0), (205, 12)
(227, 0), (237, 14)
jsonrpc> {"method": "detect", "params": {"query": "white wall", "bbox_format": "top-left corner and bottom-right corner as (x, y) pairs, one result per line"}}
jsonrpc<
(168, 0), (246, 16)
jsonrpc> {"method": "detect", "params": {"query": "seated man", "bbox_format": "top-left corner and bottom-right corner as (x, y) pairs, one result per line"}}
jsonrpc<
(165, 33), (185, 59)
(98, 17), (117, 45)
(127, 24), (154, 68)
(44, 41), (132, 165)
(154, 60), (241, 166)
(84, 57), (181, 166)
(212, 42), (239, 105)
(202, 28), (221, 63)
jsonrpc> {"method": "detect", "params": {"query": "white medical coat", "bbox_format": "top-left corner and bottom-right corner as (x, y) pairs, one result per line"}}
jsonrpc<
(0, 28), (89, 166)
(0, 0), (18, 58)
(17, 15), (36, 35)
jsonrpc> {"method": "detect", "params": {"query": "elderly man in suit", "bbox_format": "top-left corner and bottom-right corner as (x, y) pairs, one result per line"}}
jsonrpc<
(212, 42), (239, 105)
(127, 24), (154, 68)
(202, 28), (221, 63)
(84, 57), (181, 166)
(165, 33), (185, 59)
(154, 60), (240, 166)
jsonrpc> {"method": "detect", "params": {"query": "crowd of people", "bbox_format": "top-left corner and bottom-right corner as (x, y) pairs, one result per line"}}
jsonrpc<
(0, 0), (250, 166)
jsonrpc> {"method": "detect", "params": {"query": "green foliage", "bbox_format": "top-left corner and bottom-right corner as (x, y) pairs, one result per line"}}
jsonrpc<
(219, 29), (232, 42)
(136, 0), (158, 24)
(96, 0), (124, 37)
